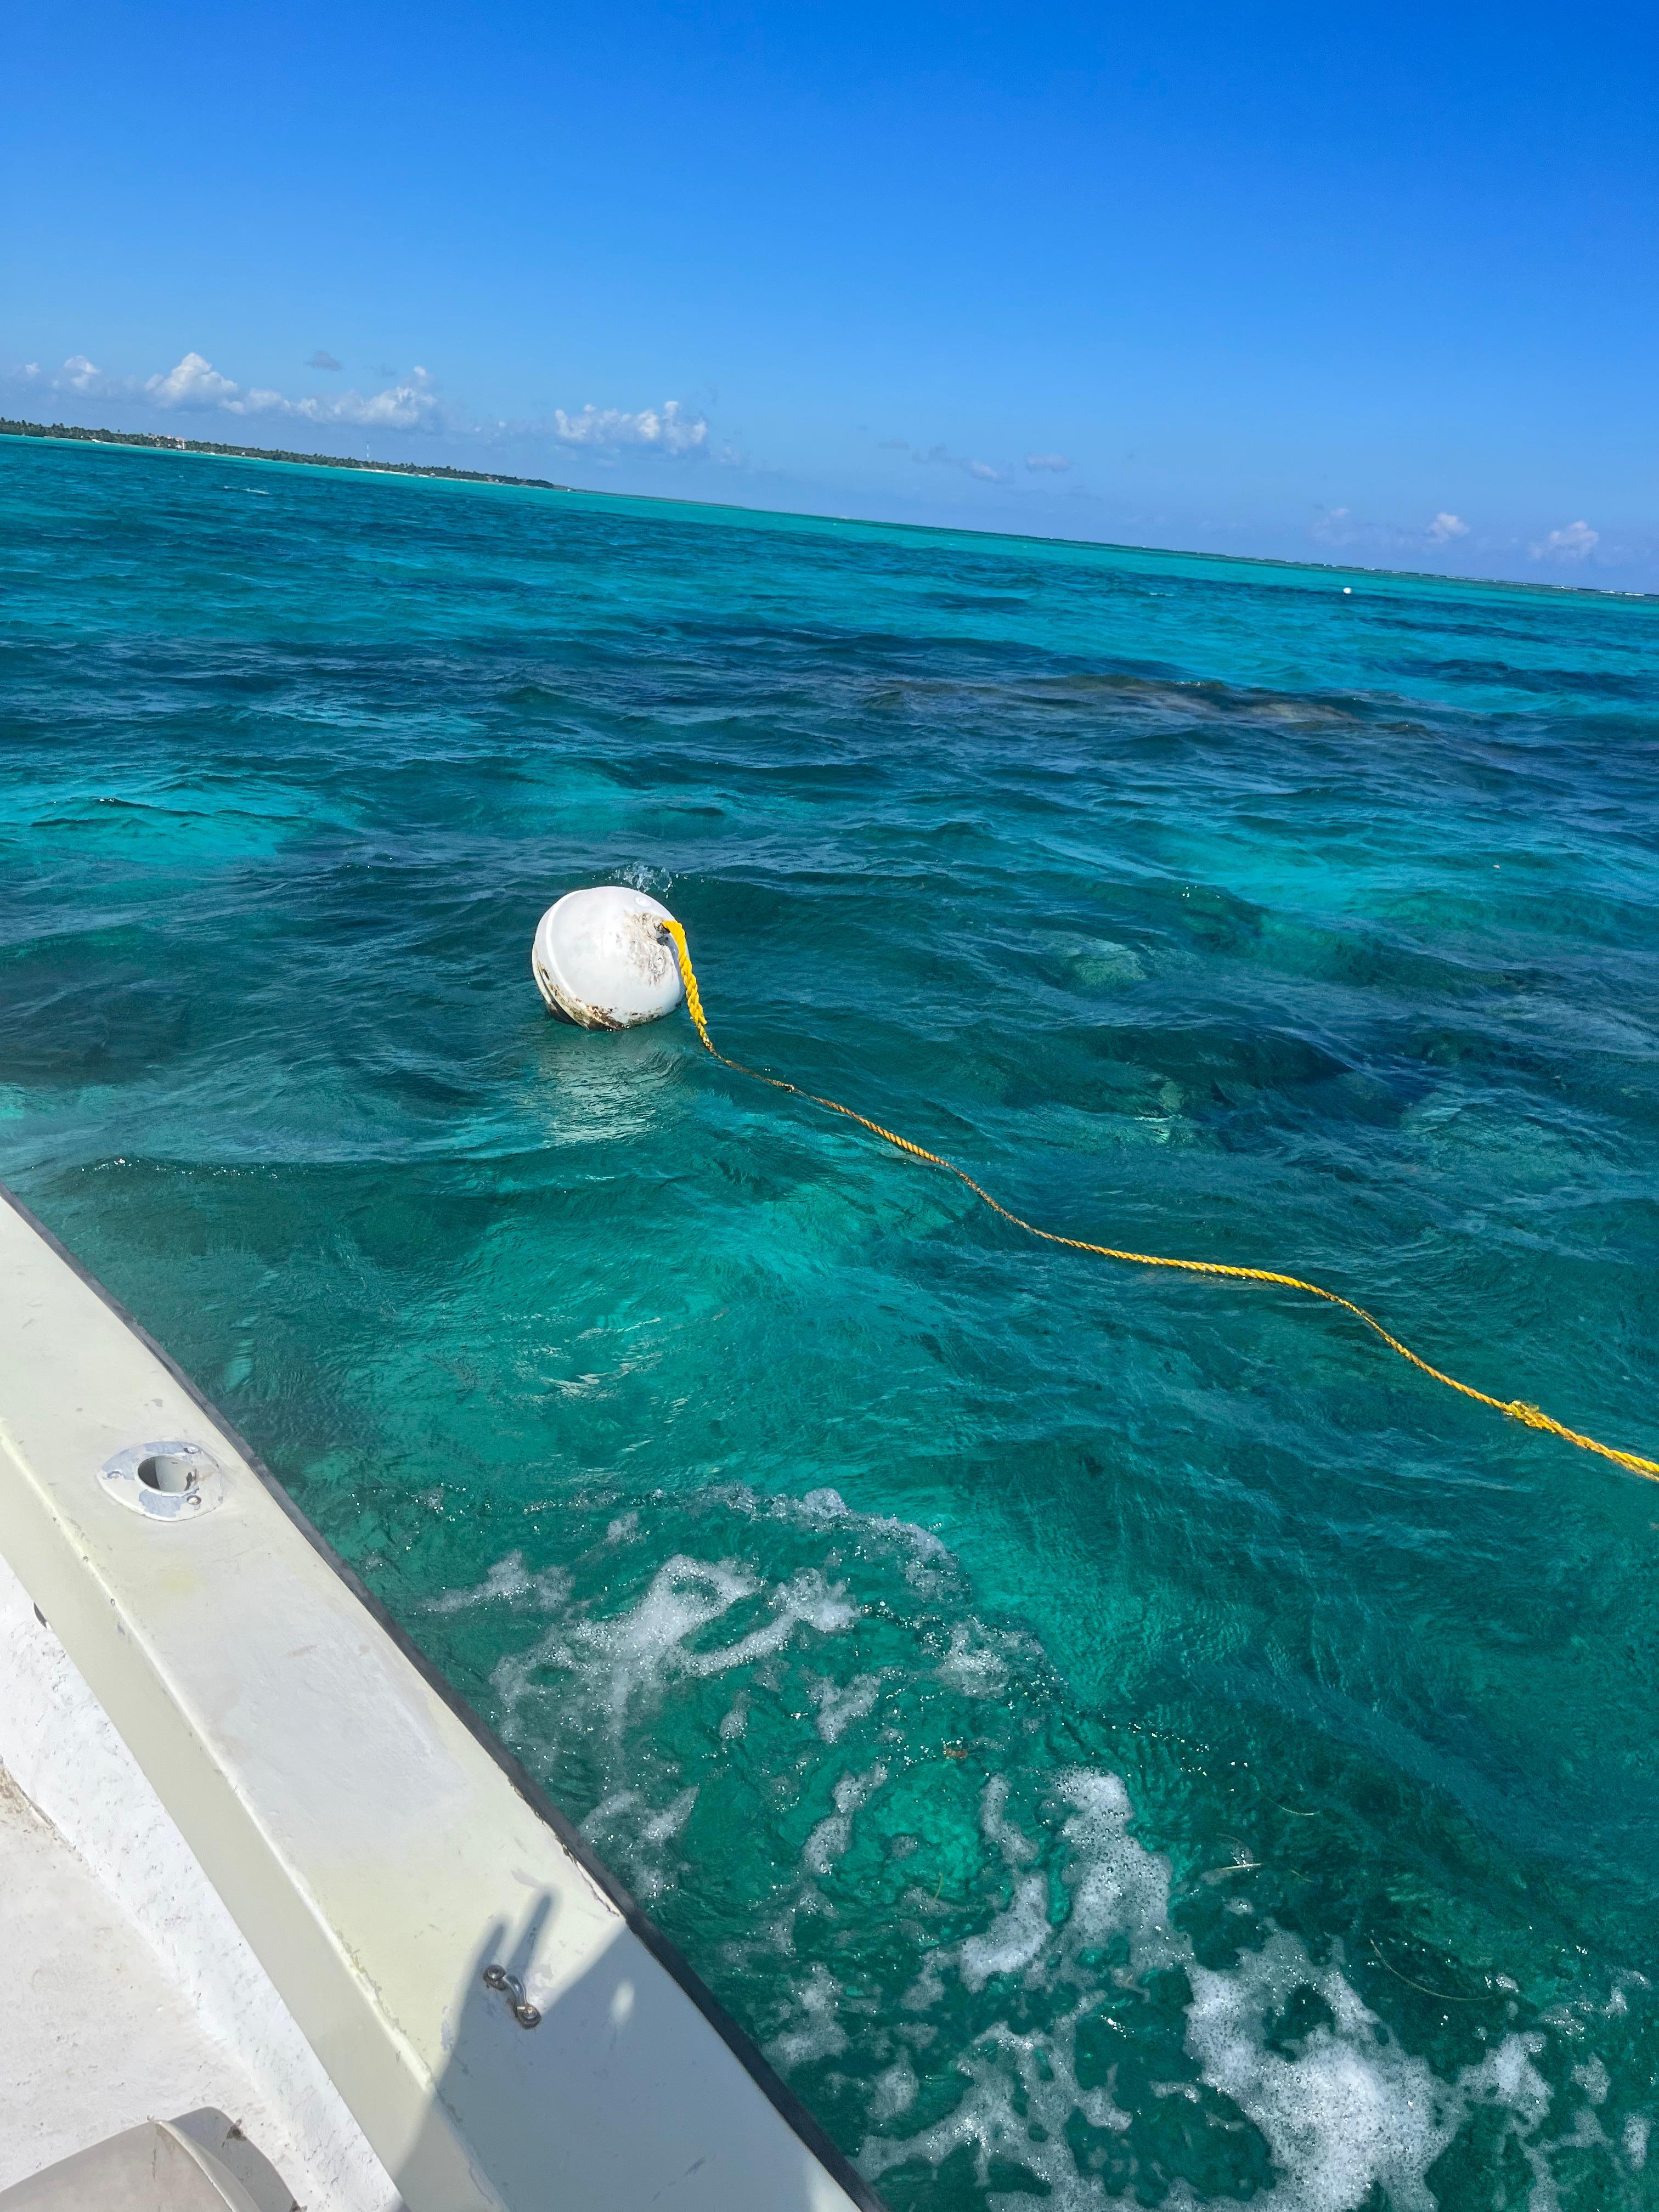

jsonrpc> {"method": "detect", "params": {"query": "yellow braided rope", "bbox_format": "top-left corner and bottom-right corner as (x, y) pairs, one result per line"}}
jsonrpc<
(658, 918), (1659, 1485)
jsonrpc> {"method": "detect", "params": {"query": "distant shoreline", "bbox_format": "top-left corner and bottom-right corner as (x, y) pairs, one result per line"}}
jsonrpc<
(3, 416), (1648, 602)
(0, 415), (574, 494)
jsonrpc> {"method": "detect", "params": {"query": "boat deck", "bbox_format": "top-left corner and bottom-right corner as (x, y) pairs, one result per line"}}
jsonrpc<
(0, 1559), (390, 2208)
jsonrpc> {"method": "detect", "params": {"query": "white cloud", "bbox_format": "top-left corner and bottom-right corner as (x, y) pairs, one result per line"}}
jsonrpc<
(1025, 452), (1073, 473)
(13, 348), (732, 467)
(913, 442), (1007, 483)
(1309, 505), (1358, 547)
(129, 351), (441, 431)
(1531, 519), (1598, 563)
(550, 400), (707, 455)
(1311, 506), (1438, 558)
(315, 371), (440, 428)
(12, 354), (134, 401)
(145, 352), (241, 408)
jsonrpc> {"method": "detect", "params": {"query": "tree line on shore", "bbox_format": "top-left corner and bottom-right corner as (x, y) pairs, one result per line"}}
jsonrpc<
(0, 416), (572, 493)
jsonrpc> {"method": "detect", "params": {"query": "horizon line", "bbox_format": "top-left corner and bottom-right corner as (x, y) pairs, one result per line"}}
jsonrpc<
(3, 416), (1651, 606)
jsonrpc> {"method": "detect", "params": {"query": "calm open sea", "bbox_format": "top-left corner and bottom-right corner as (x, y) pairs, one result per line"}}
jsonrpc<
(5, 436), (1659, 2210)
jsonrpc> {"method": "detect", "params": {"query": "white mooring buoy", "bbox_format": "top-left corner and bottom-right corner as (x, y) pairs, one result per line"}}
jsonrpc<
(531, 885), (684, 1029)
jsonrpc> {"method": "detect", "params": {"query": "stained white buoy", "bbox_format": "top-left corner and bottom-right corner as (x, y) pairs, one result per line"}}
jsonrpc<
(531, 885), (684, 1029)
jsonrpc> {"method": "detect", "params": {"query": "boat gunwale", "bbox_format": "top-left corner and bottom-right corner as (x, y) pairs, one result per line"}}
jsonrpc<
(0, 1174), (888, 2212)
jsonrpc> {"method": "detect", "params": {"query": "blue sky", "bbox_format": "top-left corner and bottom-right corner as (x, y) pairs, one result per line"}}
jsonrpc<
(8, 0), (1657, 586)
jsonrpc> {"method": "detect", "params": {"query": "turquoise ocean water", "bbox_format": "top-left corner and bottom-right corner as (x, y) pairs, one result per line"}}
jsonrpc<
(5, 436), (1659, 2209)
